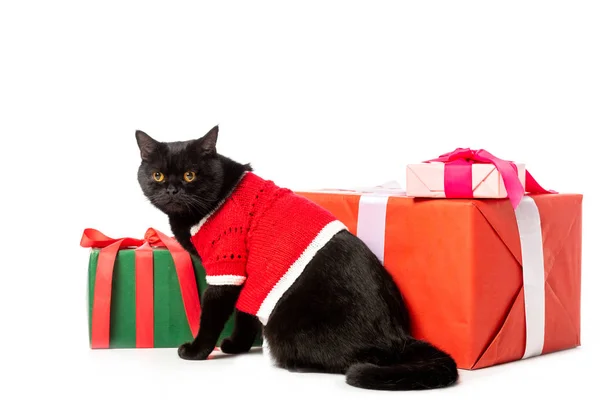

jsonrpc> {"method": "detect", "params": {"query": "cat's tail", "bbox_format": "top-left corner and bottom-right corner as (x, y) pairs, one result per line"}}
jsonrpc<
(345, 338), (458, 391)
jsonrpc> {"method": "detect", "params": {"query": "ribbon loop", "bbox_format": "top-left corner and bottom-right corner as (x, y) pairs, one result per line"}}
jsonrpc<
(80, 228), (145, 249)
(143, 227), (168, 247)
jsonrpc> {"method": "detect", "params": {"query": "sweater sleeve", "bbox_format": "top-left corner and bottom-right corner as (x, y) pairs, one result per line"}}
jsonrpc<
(191, 211), (249, 286)
(202, 227), (248, 286)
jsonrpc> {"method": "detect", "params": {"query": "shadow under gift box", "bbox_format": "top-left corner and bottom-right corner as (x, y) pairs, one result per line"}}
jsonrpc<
(86, 243), (263, 349)
(296, 190), (582, 370)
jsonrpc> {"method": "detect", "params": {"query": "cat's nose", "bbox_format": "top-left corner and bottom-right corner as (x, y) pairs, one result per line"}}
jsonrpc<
(167, 186), (179, 196)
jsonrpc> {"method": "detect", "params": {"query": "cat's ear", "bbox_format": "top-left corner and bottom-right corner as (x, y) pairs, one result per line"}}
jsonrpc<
(194, 125), (219, 155)
(135, 130), (159, 161)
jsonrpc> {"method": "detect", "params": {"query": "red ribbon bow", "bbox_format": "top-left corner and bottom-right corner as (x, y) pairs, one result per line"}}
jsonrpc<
(80, 228), (201, 349)
(425, 148), (556, 209)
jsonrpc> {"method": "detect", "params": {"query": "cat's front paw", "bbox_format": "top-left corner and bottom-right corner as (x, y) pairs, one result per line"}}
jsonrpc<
(178, 342), (212, 360)
(220, 337), (253, 354)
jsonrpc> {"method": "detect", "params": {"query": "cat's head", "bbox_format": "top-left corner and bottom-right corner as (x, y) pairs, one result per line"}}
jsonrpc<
(134, 126), (225, 217)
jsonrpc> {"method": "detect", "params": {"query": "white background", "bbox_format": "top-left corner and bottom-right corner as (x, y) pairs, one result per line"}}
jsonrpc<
(1, 1), (599, 398)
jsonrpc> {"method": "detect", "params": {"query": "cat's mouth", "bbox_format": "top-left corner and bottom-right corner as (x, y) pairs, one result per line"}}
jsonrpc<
(150, 192), (211, 215)
(157, 195), (203, 215)
(163, 203), (186, 213)
(149, 195), (186, 213)
(160, 199), (189, 213)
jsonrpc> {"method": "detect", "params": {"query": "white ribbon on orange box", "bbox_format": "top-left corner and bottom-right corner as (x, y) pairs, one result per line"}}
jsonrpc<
(339, 182), (545, 359)
(514, 197), (546, 359)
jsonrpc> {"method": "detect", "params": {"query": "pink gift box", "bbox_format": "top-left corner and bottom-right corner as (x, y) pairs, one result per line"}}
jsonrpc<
(404, 148), (555, 210)
(406, 162), (526, 199)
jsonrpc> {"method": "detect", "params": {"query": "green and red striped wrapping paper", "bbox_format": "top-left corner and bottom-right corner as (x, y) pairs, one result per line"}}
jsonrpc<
(82, 228), (262, 349)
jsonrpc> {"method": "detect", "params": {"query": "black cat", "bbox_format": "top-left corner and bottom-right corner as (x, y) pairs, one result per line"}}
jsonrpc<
(135, 125), (459, 391)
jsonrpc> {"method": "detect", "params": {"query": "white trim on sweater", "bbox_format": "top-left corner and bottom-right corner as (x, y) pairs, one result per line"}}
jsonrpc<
(206, 275), (247, 286)
(255, 220), (347, 325)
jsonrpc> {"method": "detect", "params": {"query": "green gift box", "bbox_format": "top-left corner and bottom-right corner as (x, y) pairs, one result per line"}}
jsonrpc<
(81, 227), (262, 349)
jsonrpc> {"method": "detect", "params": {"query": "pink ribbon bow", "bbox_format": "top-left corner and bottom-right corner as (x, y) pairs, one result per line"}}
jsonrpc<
(425, 148), (556, 209)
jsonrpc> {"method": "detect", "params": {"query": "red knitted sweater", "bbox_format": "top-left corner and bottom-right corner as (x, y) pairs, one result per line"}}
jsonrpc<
(189, 172), (346, 325)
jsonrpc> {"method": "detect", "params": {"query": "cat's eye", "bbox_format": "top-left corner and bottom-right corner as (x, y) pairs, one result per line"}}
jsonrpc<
(184, 171), (196, 183)
(153, 172), (165, 182)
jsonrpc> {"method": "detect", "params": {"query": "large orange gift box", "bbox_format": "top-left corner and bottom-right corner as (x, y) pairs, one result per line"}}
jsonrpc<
(297, 178), (582, 370)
